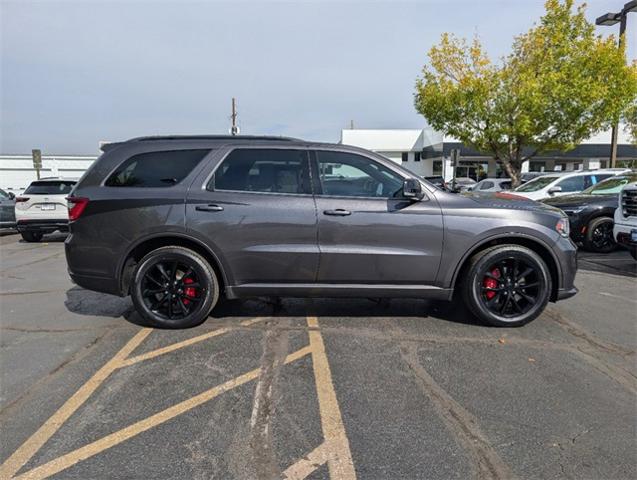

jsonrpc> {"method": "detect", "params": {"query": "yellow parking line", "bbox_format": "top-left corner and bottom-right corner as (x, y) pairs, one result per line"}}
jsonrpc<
(14, 346), (312, 480)
(306, 316), (356, 480)
(282, 443), (329, 479)
(0, 328), (152, 480)
(120, 317), (266, 367)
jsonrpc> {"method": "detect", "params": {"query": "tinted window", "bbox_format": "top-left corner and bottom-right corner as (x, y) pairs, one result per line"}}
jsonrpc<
(500, 181), (512, 190)
(106, 149), (209, 187)
(212, 149), (310, 194)
(316, 151), (404, 198)
(24, 181), (75, 195)
(479, 181), (494, 190)
(0, 188), (8, 199)
(557, 175), (586, 192)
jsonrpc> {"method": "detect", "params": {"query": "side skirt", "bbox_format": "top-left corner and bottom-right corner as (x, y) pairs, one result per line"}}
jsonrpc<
(225, 283), (453, 301)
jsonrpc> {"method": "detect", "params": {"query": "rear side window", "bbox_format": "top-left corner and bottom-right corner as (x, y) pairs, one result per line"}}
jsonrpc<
(24, 181), (75, 195)
(105, 149), (209, 187)
(211, 149), (311, 194)
(556, 175), (586, 192)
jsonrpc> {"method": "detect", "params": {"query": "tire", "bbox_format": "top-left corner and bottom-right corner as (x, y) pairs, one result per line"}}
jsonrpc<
(461, 245), (552, 327)
(21, 232), (43, 242)
(130, 246), (219, 328)
(583, 217), (616, 253)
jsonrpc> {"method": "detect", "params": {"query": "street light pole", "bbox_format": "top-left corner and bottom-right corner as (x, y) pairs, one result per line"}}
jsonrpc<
(596, 0), (637, 168)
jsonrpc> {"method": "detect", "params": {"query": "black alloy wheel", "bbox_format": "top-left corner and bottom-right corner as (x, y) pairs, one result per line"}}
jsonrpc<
(131, 246), (219, 328)
(584, 217), (616, 253)
(463, 245), (551, 327)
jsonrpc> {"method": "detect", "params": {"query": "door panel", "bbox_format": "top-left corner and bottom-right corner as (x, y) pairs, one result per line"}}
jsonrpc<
(313, 150), (444, 285)
(186, 147), (319, 285)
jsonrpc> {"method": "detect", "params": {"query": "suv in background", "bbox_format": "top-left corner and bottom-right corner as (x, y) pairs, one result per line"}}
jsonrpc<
(15, 178), (77, 242)
(614, 181), (637, 260)
(468, 178), (512, 192)
(65, 135), (577, 329)
(514, 169), (628, 201)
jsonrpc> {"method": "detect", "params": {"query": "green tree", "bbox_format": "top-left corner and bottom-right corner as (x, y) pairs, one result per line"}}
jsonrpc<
(415, 0), (637, 187)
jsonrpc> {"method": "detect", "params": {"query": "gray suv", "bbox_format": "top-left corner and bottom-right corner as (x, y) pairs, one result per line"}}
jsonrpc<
(65, 135), (578, 328)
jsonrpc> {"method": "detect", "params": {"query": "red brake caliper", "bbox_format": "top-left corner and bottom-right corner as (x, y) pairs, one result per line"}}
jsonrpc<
(483, 268), (500, 300)
(182, 277), (197, 305)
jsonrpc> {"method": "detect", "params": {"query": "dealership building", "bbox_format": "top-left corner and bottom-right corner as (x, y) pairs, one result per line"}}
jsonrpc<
(1, 127), (636, 193)
(341, 127), (637, 181)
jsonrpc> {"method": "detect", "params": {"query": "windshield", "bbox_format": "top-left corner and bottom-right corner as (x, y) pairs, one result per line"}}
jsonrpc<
(582, 175), (637, 195)
(515, 176), (559, 192)
(24, 181), (76, 195)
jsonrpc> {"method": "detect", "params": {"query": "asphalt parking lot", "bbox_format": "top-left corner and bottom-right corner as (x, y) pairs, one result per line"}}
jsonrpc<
(1, 231), (636, 480)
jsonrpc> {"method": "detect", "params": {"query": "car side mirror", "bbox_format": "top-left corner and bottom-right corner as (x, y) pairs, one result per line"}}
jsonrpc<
(403, 178), (424, 200)
(548, 186), (562, 195)
(8, 192), (15, 200)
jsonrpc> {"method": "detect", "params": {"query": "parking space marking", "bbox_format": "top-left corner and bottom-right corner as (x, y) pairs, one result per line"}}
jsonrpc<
(306, 316), (356, 480)
(14, 346), (312, 480)
(120, 317), (266, 367)
(282, 443), (329, 479)
(0, 328), (153, 480)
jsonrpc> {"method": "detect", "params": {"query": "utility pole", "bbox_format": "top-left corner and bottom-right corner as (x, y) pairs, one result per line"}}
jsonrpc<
(595, 0), (637, 168)
(230, 97), (239, 136)
(350, 119), (354, 129)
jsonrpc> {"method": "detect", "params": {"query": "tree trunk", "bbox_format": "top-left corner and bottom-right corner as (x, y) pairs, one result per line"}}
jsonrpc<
(501, 158), (522, 188)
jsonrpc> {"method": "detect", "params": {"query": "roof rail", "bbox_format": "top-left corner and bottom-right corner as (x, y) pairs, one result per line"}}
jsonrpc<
(125, 135), (301, 143)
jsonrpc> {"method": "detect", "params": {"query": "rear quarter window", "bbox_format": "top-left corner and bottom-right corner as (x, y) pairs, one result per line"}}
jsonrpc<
(105, 149), (209, 187)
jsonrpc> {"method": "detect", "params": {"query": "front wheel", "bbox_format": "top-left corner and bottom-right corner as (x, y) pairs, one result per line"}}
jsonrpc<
(131, 246), (219, 328)
(583, 217), (616, 253)
(462, 245), (552, 327)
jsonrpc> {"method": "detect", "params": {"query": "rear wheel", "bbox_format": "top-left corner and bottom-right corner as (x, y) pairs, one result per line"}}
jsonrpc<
(462, 245), (551, 327)
(131, 246), (219, 328)
(21, 232), (43, 242)
(583, 217), (616, 253)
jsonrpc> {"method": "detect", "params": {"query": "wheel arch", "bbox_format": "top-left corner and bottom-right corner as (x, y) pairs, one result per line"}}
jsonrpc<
(118, 233), (229, 296)
(451, 234), (561, 302)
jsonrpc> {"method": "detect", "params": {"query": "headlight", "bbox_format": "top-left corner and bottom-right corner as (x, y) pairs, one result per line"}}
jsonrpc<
(556, 217), (570, 237)
(562, 206), (586, 216)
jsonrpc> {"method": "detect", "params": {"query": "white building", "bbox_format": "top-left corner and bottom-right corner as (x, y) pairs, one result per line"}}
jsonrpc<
(341, 127), (637, 181)
(0, 155), (97, 194)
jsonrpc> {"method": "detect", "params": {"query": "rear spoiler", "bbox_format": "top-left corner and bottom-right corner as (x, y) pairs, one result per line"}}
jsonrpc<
(99, 142), (123, 153)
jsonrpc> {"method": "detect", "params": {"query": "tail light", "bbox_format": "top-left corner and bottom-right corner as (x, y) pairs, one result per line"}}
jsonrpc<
(15, 197), (30, 202)
(67, 197), (89, 221)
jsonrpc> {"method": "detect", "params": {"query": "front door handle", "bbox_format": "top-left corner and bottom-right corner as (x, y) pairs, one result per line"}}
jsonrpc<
(196, 204), (224, 212)
(323, 209), (351, 216)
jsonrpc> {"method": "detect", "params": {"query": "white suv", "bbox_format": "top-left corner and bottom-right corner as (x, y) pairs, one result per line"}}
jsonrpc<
(15, 178), (77, 242)
(613, 181), (637, 260)
(513, 169), (629, 201)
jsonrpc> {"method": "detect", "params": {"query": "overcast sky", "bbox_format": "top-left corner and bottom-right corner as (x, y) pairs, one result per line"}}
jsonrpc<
(1, 0), (635, 154)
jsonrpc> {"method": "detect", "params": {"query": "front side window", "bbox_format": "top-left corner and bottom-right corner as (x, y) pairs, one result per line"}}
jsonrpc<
(516, 176), (559, 192)
(211, 149), (310, 194)
(105, 149), (209, 187)
(557, 175), (586, 193)
(315, 151), (404, 198)
(24, 181), (76, 195)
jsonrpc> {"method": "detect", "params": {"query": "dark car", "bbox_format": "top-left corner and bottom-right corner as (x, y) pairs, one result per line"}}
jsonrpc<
(0, 188), (16, 228)
(65, 135), (577, 329)
(542, 173), (637, 253)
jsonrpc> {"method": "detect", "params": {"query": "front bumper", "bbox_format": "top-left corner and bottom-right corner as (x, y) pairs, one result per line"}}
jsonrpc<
(17, 219), (69, 233)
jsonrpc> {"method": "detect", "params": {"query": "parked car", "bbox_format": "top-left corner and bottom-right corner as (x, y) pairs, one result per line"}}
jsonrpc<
(15, 178), (77, 242)
(65, 135), (577, 329)
(614, 181), (637, 260)
(513, 169), (629, 201)
(424, 176), (448, 190)
(449, 177), (477, 192)
(0, 188), (16, 228)
(468, 178), (512, 192)
(542, 174), (637, 253)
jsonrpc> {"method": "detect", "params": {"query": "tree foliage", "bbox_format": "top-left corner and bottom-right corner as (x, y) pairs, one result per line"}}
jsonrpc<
(415, 0), (637, 186)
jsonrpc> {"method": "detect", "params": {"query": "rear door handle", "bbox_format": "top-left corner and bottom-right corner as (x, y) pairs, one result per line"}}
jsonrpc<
(323, 209), (351, 216)
(196, 204), (224, 212)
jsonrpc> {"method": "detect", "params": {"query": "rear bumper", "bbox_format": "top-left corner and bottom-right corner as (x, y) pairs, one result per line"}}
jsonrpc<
(68, 271), (121, 296)
(17, 219), (69, 233)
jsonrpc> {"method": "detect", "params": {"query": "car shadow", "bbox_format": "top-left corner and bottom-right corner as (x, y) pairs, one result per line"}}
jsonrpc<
(64, 286), (134, 318)
(577, 249), (636, 278)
